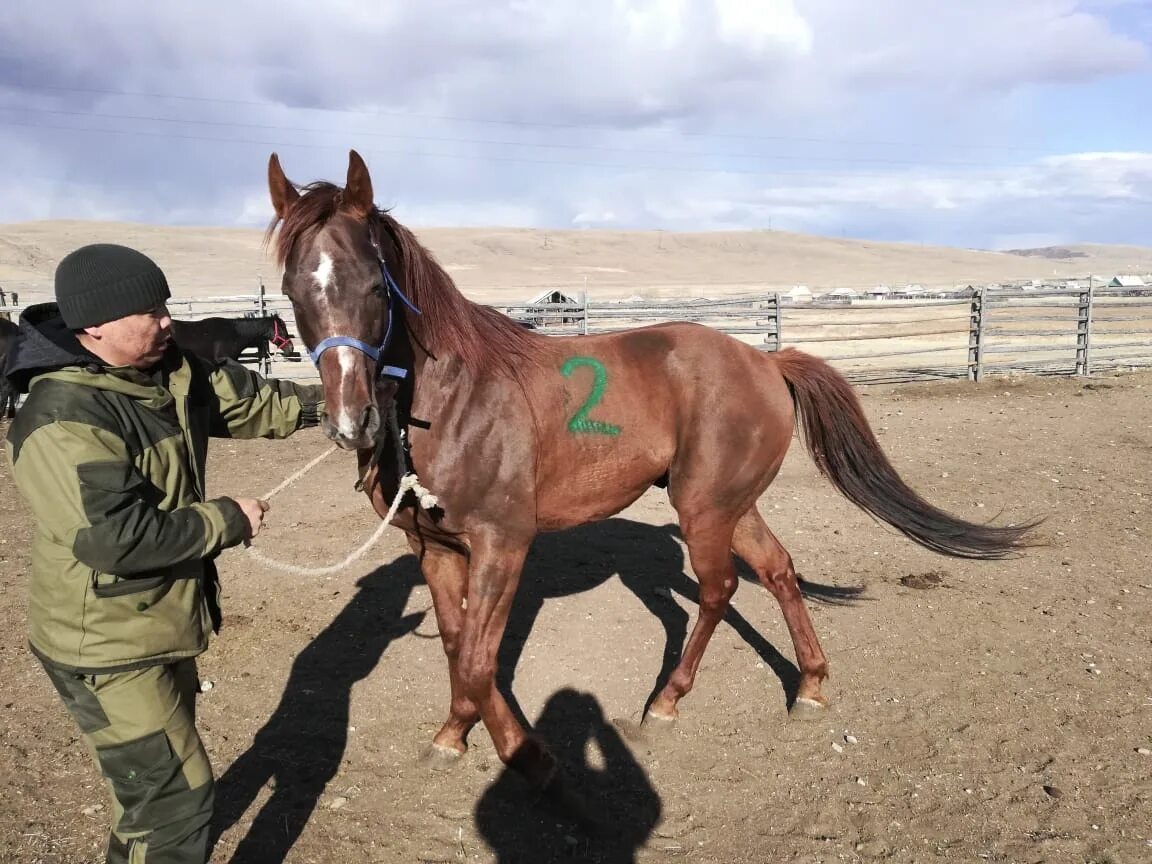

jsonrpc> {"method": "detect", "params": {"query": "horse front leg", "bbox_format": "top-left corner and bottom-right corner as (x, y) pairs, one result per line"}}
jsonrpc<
(456, 532), (559, 788)
(406, 536), (481, 761)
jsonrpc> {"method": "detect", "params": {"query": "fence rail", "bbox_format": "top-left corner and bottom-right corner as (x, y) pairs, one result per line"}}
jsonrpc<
(4, 285), (1152, 386)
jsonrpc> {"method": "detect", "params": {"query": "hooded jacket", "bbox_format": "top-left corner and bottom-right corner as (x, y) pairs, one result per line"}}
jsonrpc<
(4, 303), (324, 673)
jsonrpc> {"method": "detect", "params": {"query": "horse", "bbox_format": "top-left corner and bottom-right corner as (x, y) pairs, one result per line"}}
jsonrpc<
(169, 313), (296, 363)
(264, 149), (1039, 797)
(0, 317), (18, 420)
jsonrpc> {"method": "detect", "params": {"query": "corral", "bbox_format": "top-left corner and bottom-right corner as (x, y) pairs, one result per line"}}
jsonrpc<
(11, 278), (1147, 385)
(1, 291), (1151, 863)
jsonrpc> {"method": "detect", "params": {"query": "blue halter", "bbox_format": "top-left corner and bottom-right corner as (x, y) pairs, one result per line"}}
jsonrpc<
(307, 238), (421, 380)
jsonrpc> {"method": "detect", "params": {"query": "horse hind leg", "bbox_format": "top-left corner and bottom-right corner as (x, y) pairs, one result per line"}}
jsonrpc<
(645, 514), (740, 724)
(730, 507), (830, 719)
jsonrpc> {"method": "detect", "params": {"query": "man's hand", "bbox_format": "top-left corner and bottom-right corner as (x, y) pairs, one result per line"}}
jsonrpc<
(234, 497), (270, 538)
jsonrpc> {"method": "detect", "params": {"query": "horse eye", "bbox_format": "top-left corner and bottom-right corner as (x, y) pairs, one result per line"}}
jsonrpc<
(371, 283), (387, 297)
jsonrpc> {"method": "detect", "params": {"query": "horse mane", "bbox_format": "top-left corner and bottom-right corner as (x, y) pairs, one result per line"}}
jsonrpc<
(265, 182), (548, 380)
(265, 181), (342, 266)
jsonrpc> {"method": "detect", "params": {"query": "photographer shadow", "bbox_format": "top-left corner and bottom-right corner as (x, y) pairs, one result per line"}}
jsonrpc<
(475, 687), (662, 864)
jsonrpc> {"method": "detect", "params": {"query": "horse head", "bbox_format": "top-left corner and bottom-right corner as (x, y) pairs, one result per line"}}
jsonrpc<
(267, 150), (403, 450)
(267, 314), (297, 358)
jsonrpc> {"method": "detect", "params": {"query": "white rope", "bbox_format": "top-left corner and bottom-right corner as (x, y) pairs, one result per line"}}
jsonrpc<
(260, 445), (339, 500)
(245, 517), (394, 577)
(242, 404), (438, 576)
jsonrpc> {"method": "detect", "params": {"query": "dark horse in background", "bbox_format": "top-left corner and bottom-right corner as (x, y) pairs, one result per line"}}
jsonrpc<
(0, 314), (297, 420)
(170, 313), (297, 363)
(0, 317), (18, 420)
(265, 150), (1040, 798)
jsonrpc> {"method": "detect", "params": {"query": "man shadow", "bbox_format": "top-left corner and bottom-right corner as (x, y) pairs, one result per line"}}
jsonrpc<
(499, 518), (863, 728)
(211, 556), (426, 863)
(474, 687), (662, 864)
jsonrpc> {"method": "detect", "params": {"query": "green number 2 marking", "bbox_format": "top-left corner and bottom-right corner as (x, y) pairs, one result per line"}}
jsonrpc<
(561, 357), (621, 436)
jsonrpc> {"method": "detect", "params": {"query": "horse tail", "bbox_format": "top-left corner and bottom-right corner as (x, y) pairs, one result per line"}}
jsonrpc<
(772, 347), (1040, 559)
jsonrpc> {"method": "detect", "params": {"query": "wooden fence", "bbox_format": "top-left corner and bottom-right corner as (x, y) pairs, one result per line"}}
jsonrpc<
(3, 285), (1151, 386)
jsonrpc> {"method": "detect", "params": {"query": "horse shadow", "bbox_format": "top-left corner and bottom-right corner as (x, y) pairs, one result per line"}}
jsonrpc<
(211, 518), (860, 862)
(474, 687), (662, 864)
(500, 518), (863, 730)
(211, 557), (426, 863)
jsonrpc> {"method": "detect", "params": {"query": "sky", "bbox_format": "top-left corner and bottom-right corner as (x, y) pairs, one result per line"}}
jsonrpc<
(0, 0), (1149, 249)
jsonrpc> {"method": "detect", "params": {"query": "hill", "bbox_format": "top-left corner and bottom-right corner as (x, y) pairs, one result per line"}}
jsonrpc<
(3, 220), (1151, 304)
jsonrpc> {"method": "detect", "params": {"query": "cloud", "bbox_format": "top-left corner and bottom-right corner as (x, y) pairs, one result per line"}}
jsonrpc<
(800, 1), (1148, 95)
(558, 151), (1152, 249)
(0, 0), (1149, 250)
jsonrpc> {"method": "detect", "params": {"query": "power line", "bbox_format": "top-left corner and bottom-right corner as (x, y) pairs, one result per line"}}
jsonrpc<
(0, 116), (1030, 182)
(7, 116), (1148, 217)
(5, 81), (1061, 156)
(0, 104), (1029, 170)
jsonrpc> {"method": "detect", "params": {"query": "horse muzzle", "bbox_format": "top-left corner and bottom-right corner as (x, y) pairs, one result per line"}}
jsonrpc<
(321, 402), (381, 450)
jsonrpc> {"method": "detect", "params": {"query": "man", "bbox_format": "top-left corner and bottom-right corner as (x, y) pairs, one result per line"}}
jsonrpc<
(3, 243), (325, 863)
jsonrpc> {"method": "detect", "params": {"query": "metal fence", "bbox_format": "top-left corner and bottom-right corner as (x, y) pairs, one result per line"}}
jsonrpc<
(502, 287), (1152, 383)
(4, 285), (1151, 386)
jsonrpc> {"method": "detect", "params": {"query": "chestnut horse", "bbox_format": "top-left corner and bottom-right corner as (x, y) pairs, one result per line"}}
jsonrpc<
(265, 150), (1037, 793)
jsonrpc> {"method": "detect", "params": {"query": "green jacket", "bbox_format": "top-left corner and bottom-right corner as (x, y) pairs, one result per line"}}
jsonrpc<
(4, 304), (324, 673)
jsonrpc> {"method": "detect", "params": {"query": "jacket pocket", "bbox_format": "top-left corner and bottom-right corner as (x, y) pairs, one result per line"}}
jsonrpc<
(92, 573), (170, 598)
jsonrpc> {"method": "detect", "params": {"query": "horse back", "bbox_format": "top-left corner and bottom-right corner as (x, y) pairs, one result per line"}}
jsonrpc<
(528, 322), (792, 527)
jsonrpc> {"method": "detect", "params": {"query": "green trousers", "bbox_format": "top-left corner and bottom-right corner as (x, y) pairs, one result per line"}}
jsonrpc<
(41, 659), (215, 864)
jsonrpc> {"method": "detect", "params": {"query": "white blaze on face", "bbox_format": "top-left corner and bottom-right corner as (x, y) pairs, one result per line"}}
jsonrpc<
(312, 252), (335, 289)
(310, 248), (363, 440)
(329, 345), (366, 439)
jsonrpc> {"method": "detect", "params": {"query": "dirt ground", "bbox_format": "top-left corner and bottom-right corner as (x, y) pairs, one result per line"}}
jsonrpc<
(2, 370), (1151, 864)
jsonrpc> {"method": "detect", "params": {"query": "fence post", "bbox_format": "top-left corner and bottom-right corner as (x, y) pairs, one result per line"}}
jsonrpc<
(257, 277), (271, 377)
(774, 292), (783, 350)
(968, 288), (986, 382)
(1075, 284), (1094, 376)
(581, 290), (589, 336)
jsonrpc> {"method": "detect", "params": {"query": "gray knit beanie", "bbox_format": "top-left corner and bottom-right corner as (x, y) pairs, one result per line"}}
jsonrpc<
(54, 244), (171, 329)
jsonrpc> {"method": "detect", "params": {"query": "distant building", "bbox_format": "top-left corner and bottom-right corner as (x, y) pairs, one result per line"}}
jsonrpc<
(784, 284), (813, 304)
(524, 289), (582, 326)
(1109, 275), (1146, 288)
(528, 289), (579, 305)
(822, 288), (859, 301)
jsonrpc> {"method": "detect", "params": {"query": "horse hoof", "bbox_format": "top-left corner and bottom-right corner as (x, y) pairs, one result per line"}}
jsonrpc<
(643, 709), (678, 730)
(788, 696), (830, 721)
(419, 742), (466, 770)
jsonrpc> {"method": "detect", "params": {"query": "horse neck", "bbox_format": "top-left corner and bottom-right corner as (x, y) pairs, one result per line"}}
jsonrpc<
(236, 317), (272, 346)
(379, 213), (548, 382)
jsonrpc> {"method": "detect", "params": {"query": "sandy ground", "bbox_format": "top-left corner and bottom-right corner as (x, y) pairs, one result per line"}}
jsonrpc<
(2, 369), (1151, 864)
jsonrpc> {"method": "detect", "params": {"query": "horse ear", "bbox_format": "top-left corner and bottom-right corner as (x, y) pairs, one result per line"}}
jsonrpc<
(344, 149), (375, 217)
(268, 153), (300, 218)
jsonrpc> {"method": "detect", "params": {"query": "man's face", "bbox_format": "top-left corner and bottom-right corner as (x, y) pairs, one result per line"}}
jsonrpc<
(82, 305), (173, 369)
